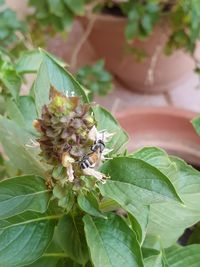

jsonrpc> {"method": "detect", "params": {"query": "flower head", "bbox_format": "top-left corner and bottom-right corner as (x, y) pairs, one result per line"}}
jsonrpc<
(33, 87), (113, 208)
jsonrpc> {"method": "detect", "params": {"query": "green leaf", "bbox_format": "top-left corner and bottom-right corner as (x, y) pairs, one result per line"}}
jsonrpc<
(131, 147), (178, 182)
(99, 157), (182, 244)
(0, 210), (59, 267)
(78, 192), (107, 219)
(192, 115), (200, 136)
(48, 0), (65, 17)
(63, 0), (85, 15)
(25, 239), (68, 267)
(147, 156), (200, 247)
(128, 204), (149, 244)
(54, 215), (89, 265)
(53, 184), (74, 211)
(16, 50), (43, 73)
(142, 247), (163, 267)
(83, 214), (144, 267)
(0, 117), (47, 176)
(5, 96), (37, 134)
(100, 157), (182, 205)
(144, 254), (163, 267)
(33, 56), (51, 116)
(76, 60), (113, 100)
(34, 49), (88, 115)
(18, 95), (38, 133)
(1, 69), (21, 100)
(26, 256), (65, 267)
(0, 175), (50, 219)
(6, 98), (26, 127)
(93, 105), (129, 154)
(166, 244), (200, 267)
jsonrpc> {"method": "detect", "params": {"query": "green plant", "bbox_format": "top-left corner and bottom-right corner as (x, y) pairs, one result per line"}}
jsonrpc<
(28, 0), (86, 32)
(0, 48), (22, 114)
(0, 0), (26, 51)
(76, 60), (113, 100)
(28, 0), (200, 56)
(1, 48), (200, 266)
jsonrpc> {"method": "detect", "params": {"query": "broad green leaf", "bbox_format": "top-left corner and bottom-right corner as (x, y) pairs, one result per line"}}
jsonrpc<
(53, 184), (74, 211)
(0, 117), (47, 176)
(64, 0), (85, 15)
(83, 214), (144, 267)
(18, 95), (38, 133)
(34, 49), (88, 114)
(100, 157), (182, 205)
(142, 247), (164, 267)
(142, 235), (163, 251)
(26, 240), (89, 266)
(78, 192), (107, 219)
(26, 256), (65, 267)
(99, 157), (181, 245)
(144, 254), (163, 267)
(54, 215), (89, 265)
(76, 59), (113, 101)
(16, 50), (42, 73)
(0, 95), (6, 114)
(131, 147), (178, 182)
(6, 98), (26, 127)
(165, 244), (200, 267)
(0, 175), (50, 219)
(26, 239), (68, 267)
(48, 0), (65, 17)
(128, 204), (149, 244)
(33, 56), (51, 116)
(1, 69), (21, 100)
(192, 115), (200, 136)
(0, 210), (59, 267)
(147, 157), (200, 247)
(16, 50), (66, 74)
(129, 149), (200, 247)
(93, 105), (129, 154)
(41, 49), (86, 98)
(4, 96), (37, 134)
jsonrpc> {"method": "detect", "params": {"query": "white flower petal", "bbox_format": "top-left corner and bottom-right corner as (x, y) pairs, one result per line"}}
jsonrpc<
(83, 168), (106, 184)
(97, 131), (115, 143)
(67, 163), (75, 182)
(62, 152), (75, 167)
(88, 125), (98, 141)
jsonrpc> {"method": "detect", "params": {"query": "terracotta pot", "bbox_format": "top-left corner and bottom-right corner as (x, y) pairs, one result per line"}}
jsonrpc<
(80, 15), (199, 94)
(116, 107), (200, 166)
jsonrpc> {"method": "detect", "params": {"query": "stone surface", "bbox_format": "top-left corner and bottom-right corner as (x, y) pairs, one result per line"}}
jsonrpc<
(95, 72), (200, 115)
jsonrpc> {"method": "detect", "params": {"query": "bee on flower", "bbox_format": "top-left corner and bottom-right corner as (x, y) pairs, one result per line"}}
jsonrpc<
(32, 86), (114, 189)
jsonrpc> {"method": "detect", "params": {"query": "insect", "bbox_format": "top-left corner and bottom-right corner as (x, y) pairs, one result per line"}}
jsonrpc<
(80, 139), (105, 169)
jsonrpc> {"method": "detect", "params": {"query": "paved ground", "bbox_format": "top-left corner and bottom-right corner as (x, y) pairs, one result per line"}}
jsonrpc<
(95, 73), (200, 115)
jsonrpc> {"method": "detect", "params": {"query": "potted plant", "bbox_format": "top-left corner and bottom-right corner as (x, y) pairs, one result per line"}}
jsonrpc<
(26, 0), (200, 93)
(79, 0), (200, 93)
(0, 0), (113, 100)
(1, 48), (200, 266)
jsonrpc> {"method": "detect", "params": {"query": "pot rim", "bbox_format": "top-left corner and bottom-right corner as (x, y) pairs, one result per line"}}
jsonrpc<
(116, 106), (198, 121)
(78, 13), (127, 23)
(115, 106), (200, 166)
